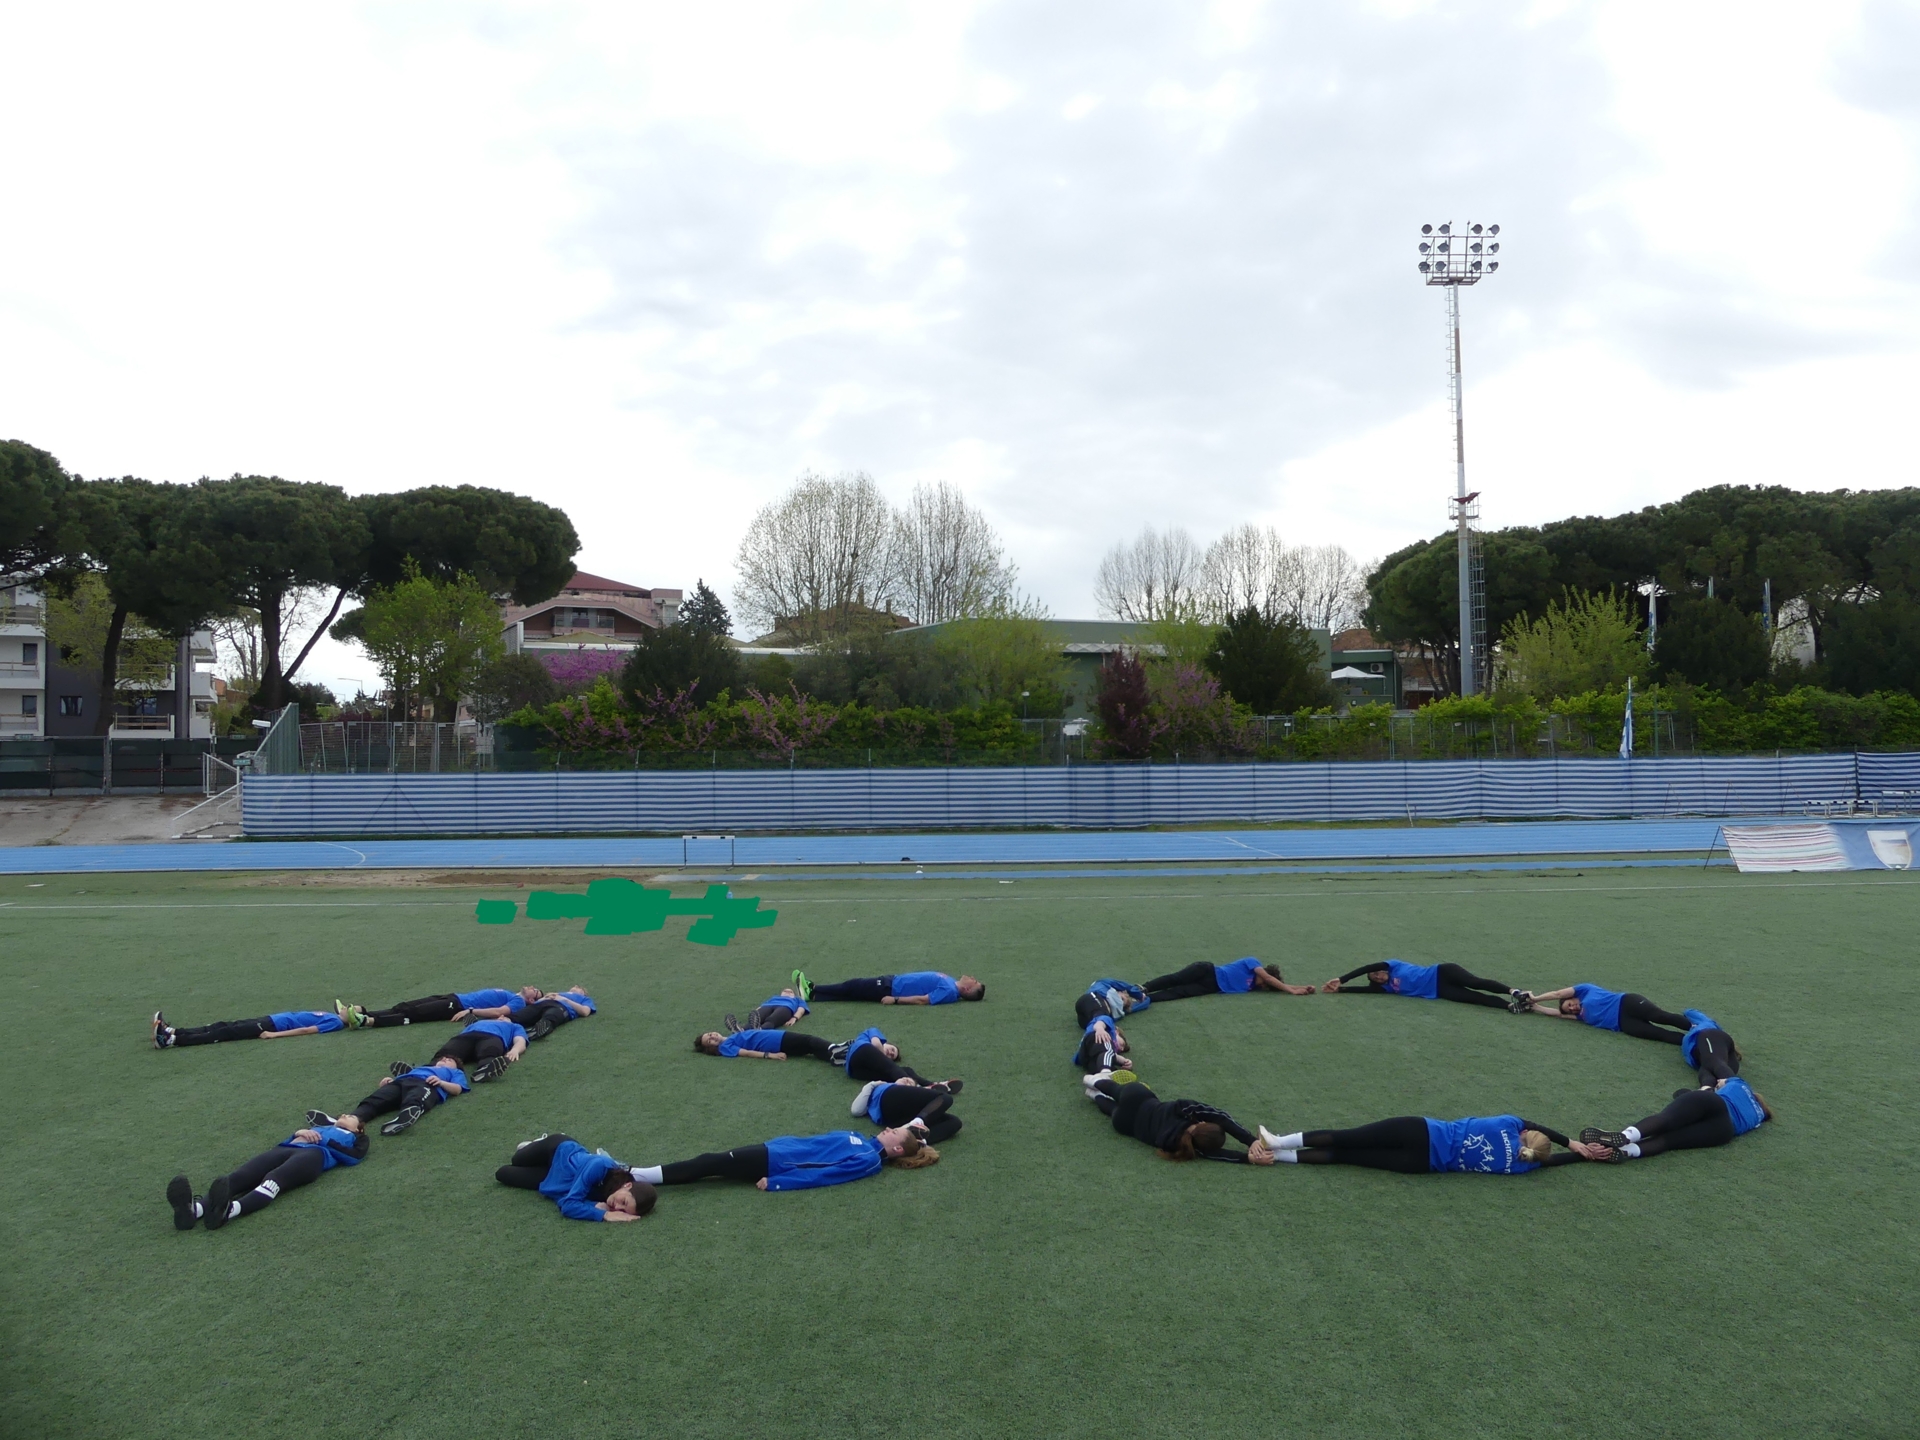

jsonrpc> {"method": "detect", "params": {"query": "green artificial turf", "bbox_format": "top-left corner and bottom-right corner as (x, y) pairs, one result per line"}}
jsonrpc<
(0, 866), (1915, 1440)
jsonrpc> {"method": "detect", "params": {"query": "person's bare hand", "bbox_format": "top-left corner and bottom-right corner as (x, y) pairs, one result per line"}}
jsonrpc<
(452, 1010), (471, 1022)
(755, 1178), (769, 1190)
(1114, 1056), (1133, 1069)
(881, 995), (896, 1005)
(1321, 979), (1342, 993)
(603, 1210), (639, 1222)
(1570, 1141), (1609, 1161)
(1247, 1142), (1276, 1166)
(766, 1051), (787, 1060)
(293, 1129), (321, 1144)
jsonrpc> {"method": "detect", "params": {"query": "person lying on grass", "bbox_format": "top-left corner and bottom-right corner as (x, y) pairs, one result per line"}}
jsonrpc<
(1521, 984), (1692, 1043)
(334, 986), (542, 1029)
(495, 1133), (656, 1222)
(830, 1027), (962, 1091)
(152, 1007), (343, 1048)
(305, 1056), (469, 1137)
(851, 1079), (964, 1144)
(1319, 960), (1529, 1011)
(1083, 1074), (1275, 1164)
(519, 987), (596, 1042)
(629, 1127), (940, 1195)
(1578, 1077), (1772, 1162)
(165, 1123), (367, 1231)
(792, 968), (984, 1005)
(695, 1028), (837, 1061)
(1144, 958), (1314, 1002)
(433, 1018), (528, 1083)
(1254, 1115), (1608, 1173)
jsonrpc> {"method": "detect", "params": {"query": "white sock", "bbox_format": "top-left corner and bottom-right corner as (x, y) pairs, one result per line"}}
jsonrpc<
(191, 1200), (203, 1218)
(1273, 1148), (1298, 1163)
(1623, 1143), (1641, 1159)
(1275, 1132), (1305, 1150)
(632, 1165), (663, 1185)
(1622, 1126), (1642, 1143)
(226, 1201), (243, 1219)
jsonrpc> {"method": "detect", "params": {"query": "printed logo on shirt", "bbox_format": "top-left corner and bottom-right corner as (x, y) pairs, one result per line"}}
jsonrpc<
(1459, 1133), (1498, 1172)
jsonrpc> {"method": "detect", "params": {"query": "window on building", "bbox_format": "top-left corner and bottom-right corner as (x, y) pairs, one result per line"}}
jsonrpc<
(59, 695), (83, 716)
(22, 642), (37, 665)
(21, 695), (36, 716)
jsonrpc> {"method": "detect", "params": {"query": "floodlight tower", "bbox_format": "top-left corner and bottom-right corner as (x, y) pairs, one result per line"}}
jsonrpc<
(1417, 221), (1501, 696)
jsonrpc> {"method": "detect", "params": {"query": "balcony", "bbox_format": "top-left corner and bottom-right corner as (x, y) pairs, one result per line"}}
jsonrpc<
(116, 665), (176, 690)
(109, 715), (175, 737)
(0, 660), (42, 679)
(0, 603), (45, 630)
(0, 714), (42, 736)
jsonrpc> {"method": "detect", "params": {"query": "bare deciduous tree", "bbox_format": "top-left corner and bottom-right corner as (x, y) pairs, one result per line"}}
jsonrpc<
(1194, 526), (1366, 632)
(893, 481), (1020, 624)
(734, 472), (900, 642)
(208, 588), (331, 692)
(1095, 527), (1205, 621)
(1286, 544), (1367, 633)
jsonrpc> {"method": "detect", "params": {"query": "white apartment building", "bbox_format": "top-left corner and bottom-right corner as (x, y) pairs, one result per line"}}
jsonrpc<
(0, 583), (45, 738)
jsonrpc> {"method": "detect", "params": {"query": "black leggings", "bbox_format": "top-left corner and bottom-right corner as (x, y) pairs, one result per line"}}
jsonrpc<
(1074, 992), (1107, 1026)
(436, 1032), (507, 1065)
(810, 977), (892, 1003)
(349, 1080), (441, 1123)
(1690, 1029), (1740, 1084)
(779, 1032), (834, 1061)
(875, 1084), (962, 1143)
(1091, 1079), (1155, 1131)
(1428, 963), (1515, 1009)
(1076, 1024), (1120, 1073)
(659, 1145), (772, 1185)
(847, 1043), (929, 1086)
(1143, 961), (1219, 1003)
(496, 1132), (573, 1189)
(1617, 994), (1688, 1044)
(521, 1001), (574, 1036)
(1296, 1116), (1433, 1174)
(172, 1017), (272, 1046)
(362, 994), (460, 1028)
(1630, 1090), (1737, 1157)
(222, 1144), (328, 1217)
(744, 1004), (801, 1029)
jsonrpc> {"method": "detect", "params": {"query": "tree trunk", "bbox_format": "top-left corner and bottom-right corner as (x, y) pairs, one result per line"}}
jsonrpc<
(281, 586), (347, 688)
(93, 604), (129, 736)
(255, 585), (286, 710)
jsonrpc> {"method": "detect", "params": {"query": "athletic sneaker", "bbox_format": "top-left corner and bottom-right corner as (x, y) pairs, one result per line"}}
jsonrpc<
(166, 1174), (199, 1231)
(472, 1056), (512, 1084)
(305, 1110), (338, 1128)
(203, 1176), (232, 1231)
(1579, 1126), (1631, 1160)
(388, 1060), (413, 1078)
(792, 970), (812, 1002)
(152, 1011), (174, 1049)
(334, 999), (356, 1028)
(851, 1080), (880, 1116)
(723, 1013), (741, 1034)
(1507, 990), (1534, 1014)
(936, 1078), (964, 1094)
(528, 1017), (557, 1042)
(381, 1105), (426, 1136)
(827, 1041), (850, 1067)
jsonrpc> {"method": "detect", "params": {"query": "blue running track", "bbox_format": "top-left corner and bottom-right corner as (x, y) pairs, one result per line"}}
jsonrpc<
(0, 819), (1747, 875)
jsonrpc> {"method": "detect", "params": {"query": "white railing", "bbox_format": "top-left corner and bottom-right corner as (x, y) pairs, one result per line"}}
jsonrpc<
(109, 716), (175, 736)
(0, 604), (44, 628)
(0, 715), (42, 734)
(0, 660), (40, 676)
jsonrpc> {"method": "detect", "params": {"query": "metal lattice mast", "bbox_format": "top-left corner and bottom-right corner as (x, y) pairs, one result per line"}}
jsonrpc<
(1418, 220), (1501, 695)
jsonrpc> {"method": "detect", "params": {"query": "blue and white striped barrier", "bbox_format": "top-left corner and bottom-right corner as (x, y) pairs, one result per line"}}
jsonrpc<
(236, 752), (1920, 837)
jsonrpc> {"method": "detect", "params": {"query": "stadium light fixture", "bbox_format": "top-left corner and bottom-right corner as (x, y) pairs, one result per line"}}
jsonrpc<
(1417, 219), (1505, 697)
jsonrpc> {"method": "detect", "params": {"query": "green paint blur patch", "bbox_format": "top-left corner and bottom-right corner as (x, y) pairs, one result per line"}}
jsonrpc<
(477, 877), (777, 946)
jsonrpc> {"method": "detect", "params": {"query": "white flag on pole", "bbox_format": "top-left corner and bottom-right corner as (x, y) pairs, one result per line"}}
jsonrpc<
(1619, 677), (1634, 759)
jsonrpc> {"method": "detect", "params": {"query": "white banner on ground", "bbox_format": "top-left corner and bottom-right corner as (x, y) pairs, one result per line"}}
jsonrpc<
(1723, 821), (1920, 873)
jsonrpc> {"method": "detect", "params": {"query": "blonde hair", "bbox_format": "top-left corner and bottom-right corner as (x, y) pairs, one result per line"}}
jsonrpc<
(1518, 1129), (1555, 1164)
(887, 1142), (941, 1169)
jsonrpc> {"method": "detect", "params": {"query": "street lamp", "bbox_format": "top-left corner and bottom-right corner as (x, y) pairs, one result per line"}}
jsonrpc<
(1417, 221), (1502, 696)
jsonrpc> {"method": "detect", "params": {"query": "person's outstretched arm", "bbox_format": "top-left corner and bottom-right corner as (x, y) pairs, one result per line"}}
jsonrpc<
(261, 1025), (321, 1038)
(1321, 965), (1383, 993)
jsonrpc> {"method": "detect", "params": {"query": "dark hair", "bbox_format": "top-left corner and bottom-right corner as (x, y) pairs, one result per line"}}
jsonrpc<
(591, 1170), (633, 1203)
(429, 1055), (458, 1070)
(963, 982), (985, 1002)
(1164, 1122), (1225, 1162)
(1259, 964), (1284, 982)
(693, 1034), (718, 1054)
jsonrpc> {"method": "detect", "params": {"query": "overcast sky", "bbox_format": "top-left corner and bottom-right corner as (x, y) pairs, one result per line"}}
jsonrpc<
(3, 1), (1918, 692)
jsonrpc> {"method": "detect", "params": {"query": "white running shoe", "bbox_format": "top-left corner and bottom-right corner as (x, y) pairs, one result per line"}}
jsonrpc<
(851, 1080), (879, 1116)
(1259, 1126), (1288, 1150)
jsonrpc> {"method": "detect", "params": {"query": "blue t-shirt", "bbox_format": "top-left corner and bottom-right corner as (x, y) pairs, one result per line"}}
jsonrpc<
(553, 991), (595, 1014)
(1717, 1079), (1766, 1136)
(763, 1131), (886, 1191)
(1382, 961), (1439, 999)
(461, 1019), (527, 1048)
(281, 1124), (364, 1170)
(1424, 1115), (1539, 1174)
(539, 1139), (631, 1221)
(400, 1063), (468, 1094)
(1572, 984), (1624, 1031)
(863, 1081), (895, 1124)
(1680, 1009), (1721, 1068)
(844, 1027), (888, 1074)
(457, 989), (526, 1012)
(891, 972), (960, 1005)
(1088, 980), (1148, 1017)
(1213, 958), (1265, 994)
(270, 1011), (345, 1034)
(718, 1029), (789, 1057)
